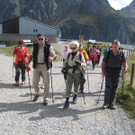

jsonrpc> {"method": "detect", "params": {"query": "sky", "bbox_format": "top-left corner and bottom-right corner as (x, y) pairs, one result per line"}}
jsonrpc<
(108, 0), (133, 10)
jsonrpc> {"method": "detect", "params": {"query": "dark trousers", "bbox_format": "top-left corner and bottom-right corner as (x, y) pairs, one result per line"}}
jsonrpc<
(79, 71), (86, 91)
(15, 64), (26, 82)
(63, 59), (65, 63)
(104, 75), (119, 104)
(91, 58), (96, 69)
(97, 55), (101, 64)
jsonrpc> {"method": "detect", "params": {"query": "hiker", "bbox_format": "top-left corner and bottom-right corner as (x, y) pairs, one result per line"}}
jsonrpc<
(96, 45), (102, 65)
(61, 41), (86, 109)
(78, 43), (89, 93)
(90, 45), (100, 69)
(102, 39), (128, 109)
(103, 44), (111, 56)
(85, 44), (91, 58)
(12, 40), (29, 86)
(61, 45), (70, 62)
(25, 33), (56, 105)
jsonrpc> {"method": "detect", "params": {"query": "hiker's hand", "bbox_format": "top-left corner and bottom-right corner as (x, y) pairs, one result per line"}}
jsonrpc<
(13, 48), (15, 51)
(86, 61), (89, 65)
(75, 60), (81, 66)
(12, 48), (16, 55)
(102, 72), (106, 77)
(123, 68), (127, 74)
(25, 62), (29, 68)
(48, 56), (53, 63)
(61, 68), (64, 73)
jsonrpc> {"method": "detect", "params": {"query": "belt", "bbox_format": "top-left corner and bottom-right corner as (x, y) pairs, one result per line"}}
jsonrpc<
(37, 63), (45, 64)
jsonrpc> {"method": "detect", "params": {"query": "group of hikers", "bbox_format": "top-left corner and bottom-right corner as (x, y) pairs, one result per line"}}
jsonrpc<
(61, 43), (102, 70)
(12, 33), (128, 109)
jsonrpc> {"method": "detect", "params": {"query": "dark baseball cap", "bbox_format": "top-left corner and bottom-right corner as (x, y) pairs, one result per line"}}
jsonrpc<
(37, 33), (45, 38)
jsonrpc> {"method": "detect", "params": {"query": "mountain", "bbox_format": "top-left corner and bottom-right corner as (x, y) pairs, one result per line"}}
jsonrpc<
(0, 0), (135, 44)
(118, 0), (135, 18)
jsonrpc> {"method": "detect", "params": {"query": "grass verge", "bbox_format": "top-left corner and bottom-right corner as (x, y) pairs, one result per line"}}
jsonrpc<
(116, 52), (135, 119)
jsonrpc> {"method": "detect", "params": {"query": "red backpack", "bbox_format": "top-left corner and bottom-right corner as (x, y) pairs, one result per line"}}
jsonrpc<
(91, 49), (97, 56)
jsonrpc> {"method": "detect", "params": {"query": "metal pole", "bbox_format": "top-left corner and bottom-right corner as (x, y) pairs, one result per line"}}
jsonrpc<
(130, 63), (135, 86)
(78, 67), (86, 104)
(50, 67), (54, 103)
(28, 71), (32, 100)
(97, 76), (104, 104)
(86, 66), (90, 93)
(12, 56), (15, 78)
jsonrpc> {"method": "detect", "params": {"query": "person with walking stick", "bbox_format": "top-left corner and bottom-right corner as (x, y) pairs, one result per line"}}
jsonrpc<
(25, 33), (56, 105)
(12, 40), (29, 86)
(102, 39), (128, 109)
(61, 41), (86, 109)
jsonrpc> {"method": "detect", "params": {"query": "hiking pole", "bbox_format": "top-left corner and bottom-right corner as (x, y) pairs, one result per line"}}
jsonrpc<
(78, 67), (86, 105)
(86, 66), (90, 93)
(50, 67), (54, 103)
(27, 70), (32, 100)
(12, 55), (15, 78)
(97, 76), (104, 104)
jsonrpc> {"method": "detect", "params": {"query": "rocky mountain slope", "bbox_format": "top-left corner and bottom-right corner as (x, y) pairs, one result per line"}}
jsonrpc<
(0, 0), (135, 44)
(118, 0), (135, 18)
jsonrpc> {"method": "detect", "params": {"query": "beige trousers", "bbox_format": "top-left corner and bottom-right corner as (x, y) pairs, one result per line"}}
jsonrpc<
(66, 72), (80, 96)
(33, 64), (49, 100)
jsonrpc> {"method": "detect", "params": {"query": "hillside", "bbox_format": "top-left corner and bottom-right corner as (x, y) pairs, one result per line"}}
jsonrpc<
(118, 0), (135, 18)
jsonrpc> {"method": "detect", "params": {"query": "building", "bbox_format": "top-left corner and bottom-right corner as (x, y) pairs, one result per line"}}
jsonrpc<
(0, 16), (61, 46)
(79, 35), (84, 42)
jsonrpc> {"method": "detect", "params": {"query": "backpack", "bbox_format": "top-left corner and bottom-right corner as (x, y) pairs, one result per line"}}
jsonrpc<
(91, 49), (97, 56)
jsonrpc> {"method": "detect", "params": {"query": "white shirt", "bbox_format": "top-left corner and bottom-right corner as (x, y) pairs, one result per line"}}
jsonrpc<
(30, 43), (56, 63)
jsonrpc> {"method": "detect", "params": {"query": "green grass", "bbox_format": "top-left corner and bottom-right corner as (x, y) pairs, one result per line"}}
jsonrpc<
(53, 49), (61, 62)
(0, 45), (18, 56)
(116, 52), (135, 119)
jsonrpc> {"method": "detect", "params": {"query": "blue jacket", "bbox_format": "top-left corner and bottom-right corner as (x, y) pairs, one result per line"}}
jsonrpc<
(103, 48), (107, 56)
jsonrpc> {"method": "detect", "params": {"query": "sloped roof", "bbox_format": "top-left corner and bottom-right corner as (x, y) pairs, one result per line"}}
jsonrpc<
(0, 16), (60, 31)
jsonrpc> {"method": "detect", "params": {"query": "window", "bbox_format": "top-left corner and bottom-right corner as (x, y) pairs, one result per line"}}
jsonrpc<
(33, 29), (38, 32)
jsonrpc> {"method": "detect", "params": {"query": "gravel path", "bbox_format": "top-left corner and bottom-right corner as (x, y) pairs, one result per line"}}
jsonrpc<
(0, 51), (135, 135)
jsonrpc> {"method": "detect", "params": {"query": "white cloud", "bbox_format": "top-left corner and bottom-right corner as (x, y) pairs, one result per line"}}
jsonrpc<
(108, 0), (133, 10)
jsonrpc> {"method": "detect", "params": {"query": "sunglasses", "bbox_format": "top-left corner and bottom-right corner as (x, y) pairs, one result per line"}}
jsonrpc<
(38, 38), (43, 41)
(70, 47), (76, 50)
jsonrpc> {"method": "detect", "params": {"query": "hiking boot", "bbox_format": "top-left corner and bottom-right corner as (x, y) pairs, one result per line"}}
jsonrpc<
(33, 93), (41, 102)
(63, 101), (69, 109)
(13, 83), (19, 86)
(79, 90), (83, 94)
(102, 104), (108, 109)
(43, 100), (48, 105)
(72, 95), (77, 104)
(109, 103), (115, 110)
(110, 102), (114, 106)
